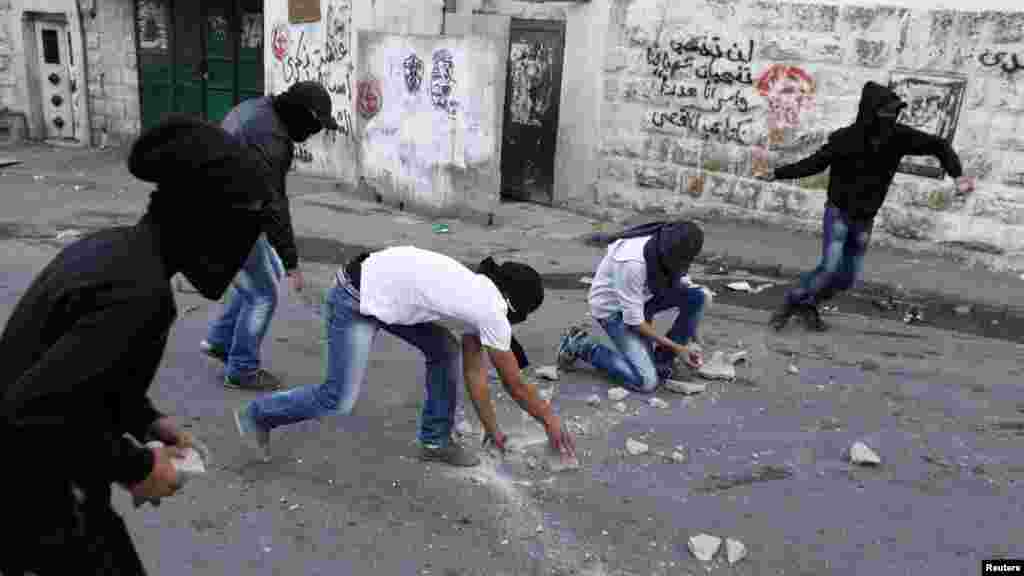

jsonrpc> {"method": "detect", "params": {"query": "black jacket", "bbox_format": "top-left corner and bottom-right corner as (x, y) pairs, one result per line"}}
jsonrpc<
(221, 96), (299, 270)
(1, 225), (176, 490)
(773, 81), (963, 220)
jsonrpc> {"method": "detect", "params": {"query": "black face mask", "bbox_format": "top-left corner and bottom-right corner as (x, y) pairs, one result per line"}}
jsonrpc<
(277, 98), (323, 143)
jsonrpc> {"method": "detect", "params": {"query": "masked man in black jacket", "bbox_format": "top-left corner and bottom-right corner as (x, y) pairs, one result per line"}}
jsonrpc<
(201, 81), (339, 391)
(759, 81), (975, 331)
(0, 115), (272, 575)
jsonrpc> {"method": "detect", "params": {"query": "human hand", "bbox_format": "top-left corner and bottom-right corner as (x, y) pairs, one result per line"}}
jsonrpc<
(674, 343), (704, 369)
(753, 170), (775, 182)
(288, 269), (305, 293)
(543, 415), (577, 465)
(129, 445), (183, 506)
(955, 176), (975, 195)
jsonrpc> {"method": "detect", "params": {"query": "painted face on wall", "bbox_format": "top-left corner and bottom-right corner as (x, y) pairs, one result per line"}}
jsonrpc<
(431, 49), (456, 112)
(403, 53), (424, 94)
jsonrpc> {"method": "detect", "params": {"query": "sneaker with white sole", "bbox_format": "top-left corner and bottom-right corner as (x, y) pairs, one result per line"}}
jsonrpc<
(200, 340), (228, 363)
(557, 326), (589, 371)
(420, 440), (480, 467)
(234, 404), (271, 460)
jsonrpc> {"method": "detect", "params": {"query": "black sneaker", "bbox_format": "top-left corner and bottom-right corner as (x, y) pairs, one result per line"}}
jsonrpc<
(770, 301), (796, 331)
(800, 304), (828, 332)
(224, 369), (284, 391)
(420, 441), (481, 467)
(200, 340), (228, 363)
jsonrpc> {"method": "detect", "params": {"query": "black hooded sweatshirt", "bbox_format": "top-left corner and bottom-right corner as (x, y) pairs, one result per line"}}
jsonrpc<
(773, 81), (963, 220)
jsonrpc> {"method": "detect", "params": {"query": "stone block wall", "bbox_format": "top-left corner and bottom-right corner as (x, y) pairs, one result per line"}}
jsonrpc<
(81, 0), (140, 146)
(0, 0), (16, 114)
(596, 0), (1024, 256)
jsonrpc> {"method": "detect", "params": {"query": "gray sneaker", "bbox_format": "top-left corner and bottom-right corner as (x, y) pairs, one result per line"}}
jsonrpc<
(234, 404), (271, 461)
(557, 326), (589, 371)
(224, 369), (283, 391)
(420, 441), (480, 467)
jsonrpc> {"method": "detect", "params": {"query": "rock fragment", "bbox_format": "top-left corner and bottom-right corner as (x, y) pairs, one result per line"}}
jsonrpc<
(625, 438), (649, 456)
(850, 441), (881, 465)
(688, 533), (722, 562)
(648, 397), (670, 409)
(612, 401), (628, 413)
(664, 379), (707, 395)
(535, 365), (560, 381)
(585, 394), (602, 407)
(608, 387), (630, 401)
(726, 538), (747, 564)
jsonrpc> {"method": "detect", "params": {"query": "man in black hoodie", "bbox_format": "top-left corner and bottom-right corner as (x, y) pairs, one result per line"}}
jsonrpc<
(201, 81), (339, 391)
(759, 81), (975, 331)
(0, 115), (272, 575)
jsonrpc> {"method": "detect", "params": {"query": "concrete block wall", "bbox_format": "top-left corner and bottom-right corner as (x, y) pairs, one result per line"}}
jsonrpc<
(0, 0), (16, 114)
(81, 0), (140, 146)
(596, 0), (1024, 257)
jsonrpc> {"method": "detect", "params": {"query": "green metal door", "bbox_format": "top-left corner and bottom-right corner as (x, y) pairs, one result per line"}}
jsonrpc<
(136, 0), (263, 129)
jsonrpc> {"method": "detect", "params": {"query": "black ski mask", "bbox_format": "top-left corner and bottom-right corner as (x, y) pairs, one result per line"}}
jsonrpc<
(643, 221), (704, 296)
(478, 258), (544, 325)
(128, 114), (273, 300)
(273, 81), (339, 143)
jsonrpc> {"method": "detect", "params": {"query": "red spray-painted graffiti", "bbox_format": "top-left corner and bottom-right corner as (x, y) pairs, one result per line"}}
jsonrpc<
(757, 65), (815, 129)
(357, 77), (382, 119)
(272, 24), (289, 62)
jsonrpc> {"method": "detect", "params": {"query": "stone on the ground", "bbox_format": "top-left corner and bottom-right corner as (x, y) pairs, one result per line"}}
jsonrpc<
(664, 379), (707, 395)
(726, 538), (747, 564)
(670, 451), (686, 463)
(535, 365), (560, 381)
(688, 533), (722, 562)
(727, 281), (753, 292)
(954, 304), (972, 316)
(698, 351), (736, 381)
(608, 387), (630, 401)
(850, 441), (881, 465)
(787, 364), (800, 375)
(612, 401), (628, 413)
(728, 350), (749, 364)
(648, 397), (670, 409)
(625, 438), (649, 455)
(585, 394), (602, 406)
(539, 388), (554, 401)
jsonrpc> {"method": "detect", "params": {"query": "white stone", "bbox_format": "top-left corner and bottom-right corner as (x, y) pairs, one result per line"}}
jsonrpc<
(698, 351), (736, 381)
(535, 365), (560, 381)
(670, 451), (686, 463)
(787, 364), (800, 375)
(539, 388), (553, 401)
(850, 441), (881, 465)
(585, 394), (602, 406)
(625, 438), (649, 455)
(664, 379), (707, 395)
(728, 350), (749, 364)
(688, 533), (722, 562)
(727, 281), (753, 292)
(612, 401), (628, 413)
(726, 538), (747, 564)
(608, 387), (630, 401)
(648, 397), (670, 409)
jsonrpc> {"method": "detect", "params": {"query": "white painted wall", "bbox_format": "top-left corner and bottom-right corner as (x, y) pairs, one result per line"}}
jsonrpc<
(803, 0), (1022, 11)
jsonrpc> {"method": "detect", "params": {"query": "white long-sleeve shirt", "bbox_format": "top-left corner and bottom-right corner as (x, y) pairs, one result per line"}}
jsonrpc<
(588, 236), (653, 326)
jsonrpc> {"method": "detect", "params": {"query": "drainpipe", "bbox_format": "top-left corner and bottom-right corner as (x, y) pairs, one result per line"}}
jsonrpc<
(75, 0), (97, 146)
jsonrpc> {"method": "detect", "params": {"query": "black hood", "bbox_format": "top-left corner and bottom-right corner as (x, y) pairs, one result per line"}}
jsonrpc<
(478, 258), (544, 325)
(129, 114), (272, 299)
(643, 221), (703, 296)
(855, 81), (905, 127)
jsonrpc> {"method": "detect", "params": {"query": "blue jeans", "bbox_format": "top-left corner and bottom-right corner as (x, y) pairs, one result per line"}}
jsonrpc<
(786, 204), (873, 307)
(206, 234), (285, 379)
(580, 286), (706, 393)
(248, 283), (460, 448)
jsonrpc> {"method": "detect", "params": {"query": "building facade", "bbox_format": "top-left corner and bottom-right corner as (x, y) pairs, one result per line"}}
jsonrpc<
(0, 0), (1022, 258)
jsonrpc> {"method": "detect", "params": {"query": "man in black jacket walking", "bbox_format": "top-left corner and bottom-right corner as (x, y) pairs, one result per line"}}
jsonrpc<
(759, 81), (975, 331)
(0, 115), (272, 575)
(201, 81), (339, 390)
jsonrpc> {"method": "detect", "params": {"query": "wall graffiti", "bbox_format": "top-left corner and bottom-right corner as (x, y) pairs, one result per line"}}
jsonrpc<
(757, 64), (815, 129)
(294, 144), (314, 164)
(272, 23), (289, 61)
(644, 33), (759, 144)
(357, 77), (382, 119)
(978, 49), (1022, 75)
(431, 49), (457, 116)
(242, 13), (263, 49)
(274, 0), (354, 141)
(888, 70), (967, 179)
(403, 53), (424, 93)
(509, 41), (553, 127)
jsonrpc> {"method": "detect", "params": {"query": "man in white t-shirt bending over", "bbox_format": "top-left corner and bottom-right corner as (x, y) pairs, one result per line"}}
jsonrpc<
(234, 246), (577, 467)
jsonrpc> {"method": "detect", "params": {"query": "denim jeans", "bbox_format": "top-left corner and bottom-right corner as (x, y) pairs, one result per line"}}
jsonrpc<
(248, 283), (460, 448)
(206, 234), (285, 379)
(786, 204), (873, 307)
(580, 286), (707, 393)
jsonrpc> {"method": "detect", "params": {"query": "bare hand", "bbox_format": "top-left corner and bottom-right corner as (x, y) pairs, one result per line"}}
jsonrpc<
(129, 445), (183, 504)
(955, 176), (975, 195)
(544, 415), (577, 464)
(753, 171), (775, 182)
(674, 344), (704, 369)
(150, 417), (192, 449)
(288, 269), (304, 293)
(482, 430), (508, 455)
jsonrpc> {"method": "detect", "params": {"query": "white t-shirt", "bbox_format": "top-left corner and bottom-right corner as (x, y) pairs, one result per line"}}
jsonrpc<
(588, 236), (653, 326)
(357, 246), (513, 351)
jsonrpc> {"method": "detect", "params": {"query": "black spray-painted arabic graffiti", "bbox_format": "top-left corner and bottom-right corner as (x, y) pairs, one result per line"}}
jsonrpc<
(646, 35), (755, 113)
(403, 53), (424, 93)
(294, 144), (314, 164)
(978, 49), (1023, 75)
(281, 29), (354, 138)
(431, 49), (457, 116)
(649, 106), (754, 145)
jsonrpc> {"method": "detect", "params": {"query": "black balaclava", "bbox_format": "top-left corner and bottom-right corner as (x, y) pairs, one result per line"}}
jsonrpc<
(643, 221), (704, 296)
(272, 81), (336, 143)
(845, 81), (907, 154)
(478, 258), (544, 325)
(129, 114), (272, 299)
